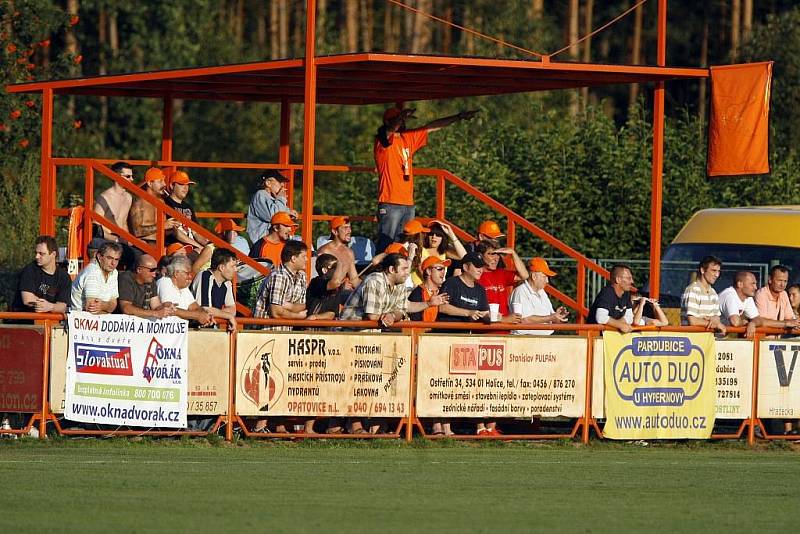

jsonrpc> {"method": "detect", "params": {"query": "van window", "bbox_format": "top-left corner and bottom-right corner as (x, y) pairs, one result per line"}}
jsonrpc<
(652, 243), (800, 307)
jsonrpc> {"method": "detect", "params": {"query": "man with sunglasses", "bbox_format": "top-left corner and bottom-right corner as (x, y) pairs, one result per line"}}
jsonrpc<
(117, 254), (176, 319)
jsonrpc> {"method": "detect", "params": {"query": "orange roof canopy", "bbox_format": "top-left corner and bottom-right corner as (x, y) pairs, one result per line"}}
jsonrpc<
(7, 53), (708, 105)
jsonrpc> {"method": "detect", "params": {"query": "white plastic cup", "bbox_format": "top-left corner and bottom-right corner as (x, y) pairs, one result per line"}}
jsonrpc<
(511, 303), (522, 315)
(489, 303), (500, 322)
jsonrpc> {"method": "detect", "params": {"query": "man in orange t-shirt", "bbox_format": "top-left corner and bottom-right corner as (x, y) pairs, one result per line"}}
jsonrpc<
(373, 106), (478, 253)
(248, 211), (298, 268)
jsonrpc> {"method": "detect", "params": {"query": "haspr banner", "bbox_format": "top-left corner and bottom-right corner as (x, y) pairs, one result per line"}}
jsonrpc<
(603, 332), (716, 439)
(236, 332), (411, 417)
(416, 335), (586, 418)
(65, 312), (188, 427)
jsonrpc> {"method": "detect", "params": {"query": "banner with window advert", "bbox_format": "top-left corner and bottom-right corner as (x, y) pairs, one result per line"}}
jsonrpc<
(64, 313), (188, 427)
(0, 327), (44, 413)
(416, 335), (586, 418)
(603, 332), (716, 439)
(236, 332), (411, 418)
(758, 338), (800, 419)
(52, 329), (227, 416)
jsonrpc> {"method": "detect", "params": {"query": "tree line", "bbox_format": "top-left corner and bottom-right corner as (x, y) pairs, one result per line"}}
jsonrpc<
(1, 1), (800, 308)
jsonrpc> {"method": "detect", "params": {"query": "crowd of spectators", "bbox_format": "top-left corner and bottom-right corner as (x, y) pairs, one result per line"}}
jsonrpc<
(9, 107), (800, 437)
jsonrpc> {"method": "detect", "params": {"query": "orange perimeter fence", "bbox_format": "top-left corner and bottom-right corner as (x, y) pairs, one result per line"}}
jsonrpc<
(0, 312), (794, 446)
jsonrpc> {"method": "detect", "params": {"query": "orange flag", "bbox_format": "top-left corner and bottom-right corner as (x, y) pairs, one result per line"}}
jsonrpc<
(707, 62), (772, 177)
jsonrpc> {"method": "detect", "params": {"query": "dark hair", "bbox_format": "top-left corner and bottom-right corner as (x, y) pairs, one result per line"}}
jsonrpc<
(474, 241), (495, 256)
(280, 240), (308, 264)
(788, 284), (800, 296)
(315, 253), (338, 275)
(381, 253), (407, 272)
(211, 247), (236, 271)
(97, 241), (123, 256)
(110, 161), (132, 174)
(425, 223), (449, 255)
(610, 264), (631, 282)
(769, 264), (790, 278)
(698, 255), (722, 272)
(35, 235), (58, 254)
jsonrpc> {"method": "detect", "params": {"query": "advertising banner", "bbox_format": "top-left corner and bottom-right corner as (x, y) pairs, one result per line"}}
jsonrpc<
(603, 332), (716, 439)
(758, 338), (800, 419)
(416, 335), (586, 418)
(184, 330), (229, 415)
(236, 332), (411, 417)
(715, 340), (753, 420)
(0, 327), (44, 413)
(64, 313), (188, 427)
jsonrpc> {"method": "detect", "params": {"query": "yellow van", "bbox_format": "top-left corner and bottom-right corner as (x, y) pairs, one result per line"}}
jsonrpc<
(656, 206), (800, 306)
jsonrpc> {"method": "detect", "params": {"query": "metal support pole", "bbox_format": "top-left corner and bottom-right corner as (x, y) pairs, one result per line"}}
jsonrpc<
(582, 330), (595, 444)
(748, 333), (761, 447)
(280, 98), (294, 208)
(301, 0), (318, 273)
(40, 320), (52, 439)
(161, 96), (174, 167)
(648, 0), (667, 300)
(40, 88), (54, 235)
(83, 164), (94, 266)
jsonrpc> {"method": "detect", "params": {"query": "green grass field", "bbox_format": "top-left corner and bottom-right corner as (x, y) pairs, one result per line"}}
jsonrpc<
(1, 438), (797, 533)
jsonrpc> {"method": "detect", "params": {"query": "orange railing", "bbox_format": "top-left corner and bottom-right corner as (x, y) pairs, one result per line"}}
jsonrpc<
(51, 159), (608, 319)
(0, 310), (793, 446)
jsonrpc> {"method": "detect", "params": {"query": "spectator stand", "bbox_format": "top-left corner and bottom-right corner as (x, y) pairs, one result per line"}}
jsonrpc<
(2, 1), (778, 443)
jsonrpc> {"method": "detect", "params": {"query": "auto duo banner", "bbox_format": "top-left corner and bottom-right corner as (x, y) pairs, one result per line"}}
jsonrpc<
(64, 312), (188, 428)
(602, 332), (716, 439)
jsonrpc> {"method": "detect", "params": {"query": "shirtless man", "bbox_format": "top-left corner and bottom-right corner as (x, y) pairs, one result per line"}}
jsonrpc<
(94, 161), (134, 242)
(317, 216), (361, 288)
(128, 167), (177, 247)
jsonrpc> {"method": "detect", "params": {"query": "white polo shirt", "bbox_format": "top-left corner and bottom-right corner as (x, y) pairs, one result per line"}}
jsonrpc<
(70, 261), (119, 311)
(157, 277), (196, 310)
(510, 281), (555, 336)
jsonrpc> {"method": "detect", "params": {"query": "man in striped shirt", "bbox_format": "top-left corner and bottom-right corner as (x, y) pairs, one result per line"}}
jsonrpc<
(681, 255), (727, 335)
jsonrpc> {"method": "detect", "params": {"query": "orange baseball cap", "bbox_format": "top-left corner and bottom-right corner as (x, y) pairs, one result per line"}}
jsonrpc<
(143, 167), (165, 184)
(421, 256), (451, 272)
(384, 243), (408, 257)
(478, 220), (505, 239)
(329, 216), (350, 231)
(170, 170), (195, 186)
(383, 107), (402, 123)
(527, 257), (556, 277)
(403, 219), (430, 235)
(271, 211), (298, 228)
(215, 219), (244, 233)
(166, 243), (193, 255)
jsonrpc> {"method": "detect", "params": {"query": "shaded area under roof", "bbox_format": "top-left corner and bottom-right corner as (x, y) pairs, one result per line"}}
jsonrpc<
(6, 53), (709, 105)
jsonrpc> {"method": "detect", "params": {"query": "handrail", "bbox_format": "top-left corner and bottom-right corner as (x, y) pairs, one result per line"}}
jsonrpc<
(428, 168), (610, 280)
(5, 309), (778, 336)
(53, 157), (614, 320)
(90, 162), (269, 278)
